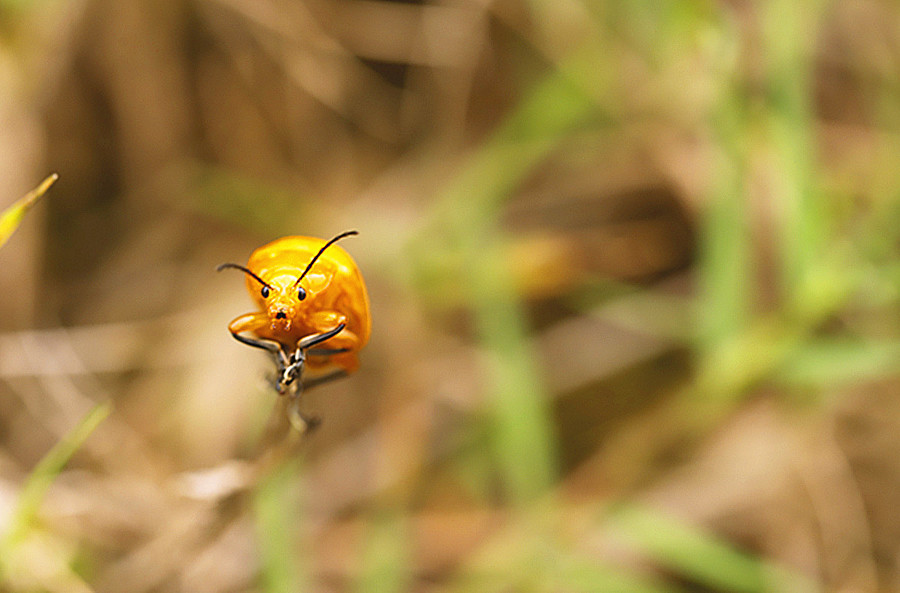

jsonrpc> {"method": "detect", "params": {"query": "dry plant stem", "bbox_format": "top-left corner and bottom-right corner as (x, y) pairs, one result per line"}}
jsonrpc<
(250, 395), (312, 481)
(247, 329), (353, 477)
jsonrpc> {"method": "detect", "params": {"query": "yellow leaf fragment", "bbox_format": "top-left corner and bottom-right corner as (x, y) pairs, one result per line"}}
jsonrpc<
(0, 173), (58, 248)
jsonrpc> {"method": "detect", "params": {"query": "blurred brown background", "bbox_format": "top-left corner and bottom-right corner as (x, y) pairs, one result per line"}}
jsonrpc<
(2, 1), (900, 592)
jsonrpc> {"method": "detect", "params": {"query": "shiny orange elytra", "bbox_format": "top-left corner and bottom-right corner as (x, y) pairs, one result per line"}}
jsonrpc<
(218, 231), (370, 376)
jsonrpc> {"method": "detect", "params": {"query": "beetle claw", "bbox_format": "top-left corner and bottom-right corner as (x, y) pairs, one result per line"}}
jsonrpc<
(280, 359), (304, 390)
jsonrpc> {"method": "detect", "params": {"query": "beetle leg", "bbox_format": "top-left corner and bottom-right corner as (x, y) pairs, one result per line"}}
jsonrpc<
(234, 332), (285, 358)
(276, 324), (344, 388)
(228, 313), (280, 352)
(269, 324), (347, 393)
(228, 312), (291, 376)
(304, 313), (361, 373)
(308, 311), (361, 354)
(296, 323), (346, 350)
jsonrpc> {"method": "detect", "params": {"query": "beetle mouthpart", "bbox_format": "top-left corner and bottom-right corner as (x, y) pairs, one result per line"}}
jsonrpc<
(269, 306), (293, 332)
(270, 318), (292, 332)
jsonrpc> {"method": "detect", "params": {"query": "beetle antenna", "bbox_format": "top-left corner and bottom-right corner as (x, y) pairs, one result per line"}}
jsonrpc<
(294, 230), (358, 286)
(216, 263), (274, 289)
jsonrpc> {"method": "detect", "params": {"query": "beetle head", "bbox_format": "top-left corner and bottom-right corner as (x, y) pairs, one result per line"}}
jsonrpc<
(217, 230), (359, 334)
(263, 275), (304, 332)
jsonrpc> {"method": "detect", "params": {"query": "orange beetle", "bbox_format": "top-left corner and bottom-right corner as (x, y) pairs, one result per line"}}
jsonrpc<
(218, 231), (370, 392)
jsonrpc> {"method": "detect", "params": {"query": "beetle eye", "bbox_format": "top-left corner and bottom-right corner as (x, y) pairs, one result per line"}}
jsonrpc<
(297, 287), (307, 301)
(261, 286), (270, 298)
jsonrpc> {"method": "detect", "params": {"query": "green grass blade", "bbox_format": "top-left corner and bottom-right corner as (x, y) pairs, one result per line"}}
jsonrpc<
(253, 458), (309, 593)
(777, 338), (900, 389)
(697, 157), (751, 348)
(471, 240), (557, 503)
(0, 400), (111, 557)
(696, 24), (752, 350)
(761, 2), (827, 299)
(608, 505), (815, 593)
(0, 173), (58, 249)
(551, 550), (682, 593)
